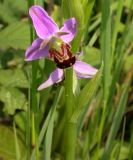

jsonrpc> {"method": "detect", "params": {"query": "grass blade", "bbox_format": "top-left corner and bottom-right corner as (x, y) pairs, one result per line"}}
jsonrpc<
(101, 83), (129, 160)
(44, 87), (63, 160)
(13, 122), (20, 160)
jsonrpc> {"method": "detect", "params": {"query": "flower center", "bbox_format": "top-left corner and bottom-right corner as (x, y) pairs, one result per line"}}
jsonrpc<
(49, 43), (76, 69)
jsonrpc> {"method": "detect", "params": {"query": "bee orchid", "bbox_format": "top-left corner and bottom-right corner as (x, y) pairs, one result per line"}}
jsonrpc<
(25, 5), (98, 90)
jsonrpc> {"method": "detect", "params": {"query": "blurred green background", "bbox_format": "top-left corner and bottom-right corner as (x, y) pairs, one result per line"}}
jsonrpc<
(0, 0), (133, 159)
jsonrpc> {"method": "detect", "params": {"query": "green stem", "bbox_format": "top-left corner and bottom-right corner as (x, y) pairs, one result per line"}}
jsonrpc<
(27, 0), (39, 159)
(26, 69), (31, 160)
(65, 68), (76, 160)
(26, 1), (34, 159)
(31, 47), (39, 160)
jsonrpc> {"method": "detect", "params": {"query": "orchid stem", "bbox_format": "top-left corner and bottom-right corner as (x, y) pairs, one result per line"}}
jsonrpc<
(65, 67), (76, 160)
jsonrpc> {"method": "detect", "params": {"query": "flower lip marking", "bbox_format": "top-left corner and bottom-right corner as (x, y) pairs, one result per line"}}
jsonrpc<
(49, 43), (76, 69)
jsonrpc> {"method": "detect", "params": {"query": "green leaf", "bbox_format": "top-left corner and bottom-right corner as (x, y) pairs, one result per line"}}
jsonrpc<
(13, 122), (21, 160)
(82, 0), (95, 27)
(124, 54), (133, 72)
(0, 125), (26, 160)
(112, 20), (133, 87)
(101, 83), (129, 160)
(0, 21), (30, 50)
(73, 71), (80, 97)
(71, 63), (103, 123)
(0, 87), (27, 115)
(128, 122), (133, 160)
(14, 111), (27, 132)
(7, 0), (27, 13)
(62, 0), (84, 28)
(101, 0), (111, 99)
(0, 68), (28, 88)
(30, 107), (52, 160)
(82, 46), (101, 66)
(0, 0), (27, 24)
(111, 0), (124, 56)
(111, 142), (130, 160)
(44, 87), (63, 160)
(0, 3), (17, 24)
(124, 0), (133, 10)
(30, 87), (64, 160)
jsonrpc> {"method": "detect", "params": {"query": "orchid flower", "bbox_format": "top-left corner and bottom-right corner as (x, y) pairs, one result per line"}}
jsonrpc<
(25, 5), (77, 61)
(25, 5), (98, 90)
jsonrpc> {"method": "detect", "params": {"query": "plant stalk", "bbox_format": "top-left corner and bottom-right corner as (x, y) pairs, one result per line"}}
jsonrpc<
(27, 0), (39, 159)
(65, 68), (76, 160)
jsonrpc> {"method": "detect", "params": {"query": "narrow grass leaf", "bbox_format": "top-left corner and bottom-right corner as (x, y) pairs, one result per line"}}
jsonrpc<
(88, 28), (100, 47)
(111, 0), (124, 56)
(101, 0), (111, 100)
(128, 122), (133, 160)
(13, 122), (21, 160)
(101, 83), (129, 160)
(44, 87), (63, 160)
(112, 20), (133, 85)
(115, 117), (126, 160)
(82, 0), (95, 26)
(44, 112), (55, 160)
(96, 1), (111, 156)
(82, 0), (95, 42)
(30, 107), (52, 160)
(62, 0), (84, 28)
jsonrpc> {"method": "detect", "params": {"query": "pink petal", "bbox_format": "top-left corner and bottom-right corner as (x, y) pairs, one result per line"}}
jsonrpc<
(29, 5), (59, 39)
(38, 68), (64, 90)
(59, 18), (77, 43)
(73, 60), (98, 78)
(25, 38), (49, 61)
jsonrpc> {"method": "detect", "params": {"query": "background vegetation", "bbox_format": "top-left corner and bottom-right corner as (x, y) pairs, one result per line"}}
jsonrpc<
(0, 0), (133, 159)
